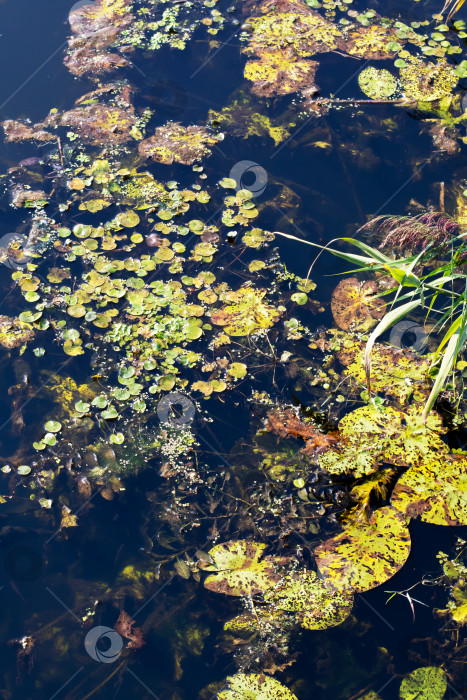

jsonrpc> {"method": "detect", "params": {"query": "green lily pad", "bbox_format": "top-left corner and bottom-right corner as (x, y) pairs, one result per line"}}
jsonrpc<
(44, 420), (62, 433)
(358, 67), (398, 99)
(102, 406), (118, 420)
(43, 433), (57, 447)
(399, 666), (447, 700)
(67, 304), (87, 318)
(17, 465), (32, 475)
(291, 292), (307, 305)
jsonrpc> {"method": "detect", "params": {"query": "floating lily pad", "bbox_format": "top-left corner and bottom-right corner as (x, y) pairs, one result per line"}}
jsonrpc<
(391, 454), (467, 526)
(228, 362), (248, 379)
(320, 404), (447, 477)
(331, 278), (386, 332)
(117, 210), (140, 227)
(44, 420), (62, 433)
(211, 288), (281, 336)
(266, 571), (353, 630)
(342, 343), (431, 405)
(399, 666), (447, 700)
(358, 67), (398, 99)
(315, 507), (411, 593)
(17, 465), (32, 475)
(199, 540), (281, 597)
(399, 56), (458, 101)
(218, 672), (298, 700)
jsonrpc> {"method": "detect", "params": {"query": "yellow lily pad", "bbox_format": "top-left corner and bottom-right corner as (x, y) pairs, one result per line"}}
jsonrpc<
(391, 454), (467, 526)
(315, 506), (411, 593)
(320, 404), (447, 477)
(266, 570), (353, 630)
(399, 666), (447, 700)
(211, 287), (281, 336)
(218, 673), (298, 700)
(117, 210), (140, 227)
(200, 540), (281, 597)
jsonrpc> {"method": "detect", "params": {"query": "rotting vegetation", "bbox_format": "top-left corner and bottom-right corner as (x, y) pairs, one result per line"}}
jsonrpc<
(0, 0), (465, 698)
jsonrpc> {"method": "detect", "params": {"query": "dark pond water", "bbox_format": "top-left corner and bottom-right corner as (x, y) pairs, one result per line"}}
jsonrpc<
(0, 0), (465, 699)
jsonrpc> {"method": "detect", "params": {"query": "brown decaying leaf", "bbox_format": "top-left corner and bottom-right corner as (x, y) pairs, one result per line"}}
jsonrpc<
(331, 278), (386, 332)
(265, 407), (338, 456)
(115, 610), (145, 649)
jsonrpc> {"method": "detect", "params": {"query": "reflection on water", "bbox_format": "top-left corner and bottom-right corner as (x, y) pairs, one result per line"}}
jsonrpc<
(0, 0), (464, 698)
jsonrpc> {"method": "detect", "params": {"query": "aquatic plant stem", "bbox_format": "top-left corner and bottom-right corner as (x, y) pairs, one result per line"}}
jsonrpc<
(72, 659), (126, 700)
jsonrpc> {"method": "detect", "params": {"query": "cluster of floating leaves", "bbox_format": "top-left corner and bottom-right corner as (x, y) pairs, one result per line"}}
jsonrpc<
(0, 0), (465, 697)
(65, 0), (229, 77)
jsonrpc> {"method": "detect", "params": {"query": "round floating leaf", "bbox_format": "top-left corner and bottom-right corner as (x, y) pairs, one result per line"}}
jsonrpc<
(200, 540), (281, 597)
(315, 507), (411, 593)
(399, 666), (447, 700)
(358, 66), (398, 99)
(228, 362), (248, 379)
(43, 433), (57, 447)
(331, 278), (386, 332)
(117, 210), (140, 227)
(91, 396), (108, 409)
(63, 329), (80, 342)
(220, 177), (237, 189)
(17, 465), (31, 475)
(155, 247), (175, 262)
(291, 292), (308, 305)
(392, 454), (467, 526)
(75, 401), (90, 413)
(119, 366), (135, 381)
(266, 571), (353, 630)
(102, 406), (118, 420)
(63, 340), (84, 356)
(110, 433), (125, 444)
(211, 287), (281, 336)
(44, 420), (62, 433)
(320, 404), (447, 477)
(67, 304), (86, 318)
(218, 673), (298, 700)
